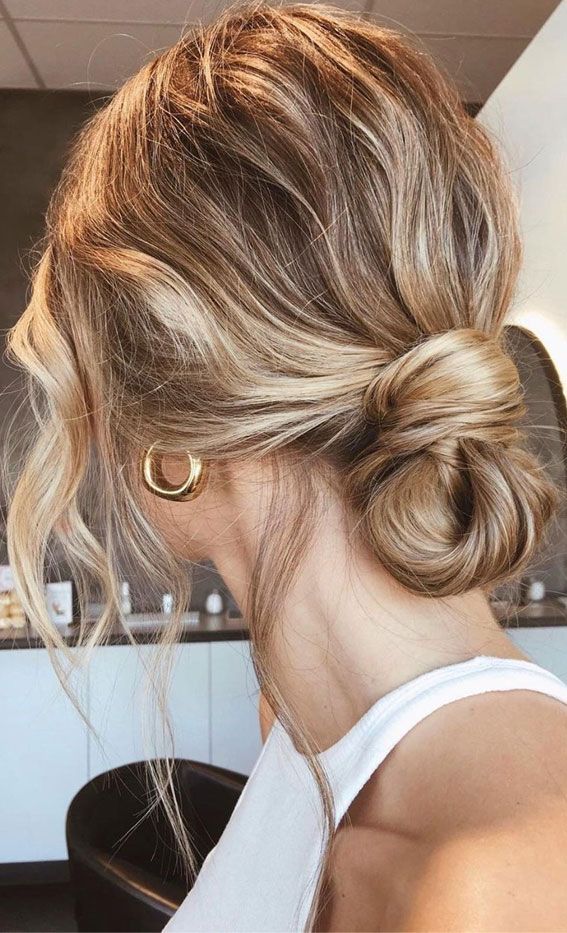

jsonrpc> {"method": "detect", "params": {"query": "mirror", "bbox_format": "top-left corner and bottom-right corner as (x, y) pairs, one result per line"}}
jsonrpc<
(503, 324), (567, 597)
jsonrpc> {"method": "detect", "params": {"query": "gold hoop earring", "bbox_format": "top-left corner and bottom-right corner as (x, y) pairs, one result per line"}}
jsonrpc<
(141, 443), (207, 502)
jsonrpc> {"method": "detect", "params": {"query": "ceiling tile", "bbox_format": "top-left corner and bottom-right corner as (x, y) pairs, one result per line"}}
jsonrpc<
(14, 20), (186, 90)
(0, 20), (38, 87)
(4, 1), (210, 23)
(420, 34), (529, 103)
(6, 0), (367, 23)
(367, 0), (560, 38)
(312, 0), (368, 9)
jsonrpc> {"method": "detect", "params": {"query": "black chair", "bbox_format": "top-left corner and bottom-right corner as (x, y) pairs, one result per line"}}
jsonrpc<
(66, 759), (248, 932)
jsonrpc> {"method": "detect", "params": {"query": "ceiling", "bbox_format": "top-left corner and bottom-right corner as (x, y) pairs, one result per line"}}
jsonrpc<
(0, 0), (561, 104)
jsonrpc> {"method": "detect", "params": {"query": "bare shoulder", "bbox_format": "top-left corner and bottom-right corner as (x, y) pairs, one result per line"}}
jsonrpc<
(316, 688), (567, 931)
(317, 813), (567, 932)
(386, 812), (567, 931)
(366, 687), (567, 839)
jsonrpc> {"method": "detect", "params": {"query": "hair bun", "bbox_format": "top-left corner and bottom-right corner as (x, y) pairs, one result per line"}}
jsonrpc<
(348, 328), (559, 597)
(362, 328), (524, 454)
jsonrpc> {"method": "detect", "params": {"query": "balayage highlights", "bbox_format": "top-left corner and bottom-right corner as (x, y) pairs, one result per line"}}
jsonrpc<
(4, 1), (560, 927)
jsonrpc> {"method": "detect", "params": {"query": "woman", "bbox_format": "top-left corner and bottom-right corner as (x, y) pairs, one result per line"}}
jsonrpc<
(6, 2), (567, 930)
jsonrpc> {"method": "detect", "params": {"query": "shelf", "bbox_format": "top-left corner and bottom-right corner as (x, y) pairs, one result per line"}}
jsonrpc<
(2, 601), (567, 650)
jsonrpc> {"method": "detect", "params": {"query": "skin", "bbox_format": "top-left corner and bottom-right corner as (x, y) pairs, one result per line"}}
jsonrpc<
(142, 453), (567, 931)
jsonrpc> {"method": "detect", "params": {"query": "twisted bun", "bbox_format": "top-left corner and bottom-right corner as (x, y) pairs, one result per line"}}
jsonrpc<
(347, 329), (559, 597)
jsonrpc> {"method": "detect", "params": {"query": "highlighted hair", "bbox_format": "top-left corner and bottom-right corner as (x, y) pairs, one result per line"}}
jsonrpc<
(5, 2), (558, 926)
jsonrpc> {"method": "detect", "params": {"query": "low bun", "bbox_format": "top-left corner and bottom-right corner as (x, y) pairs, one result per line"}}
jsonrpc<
(347, 329), (559, 597)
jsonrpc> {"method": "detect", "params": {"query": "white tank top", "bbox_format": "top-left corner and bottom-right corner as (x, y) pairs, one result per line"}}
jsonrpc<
(162, 654), (567, 932)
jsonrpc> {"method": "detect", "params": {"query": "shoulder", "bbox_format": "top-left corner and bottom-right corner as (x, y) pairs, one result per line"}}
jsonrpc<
(322, 803), (567, 931)
(385, 815), (567, 930)
(318, 688), (567, 930)
(358, 686), (567, 840)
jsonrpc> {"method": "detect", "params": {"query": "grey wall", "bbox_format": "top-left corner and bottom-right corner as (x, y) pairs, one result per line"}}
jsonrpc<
(0, 90), (98, 467)
(0, 90), (101, 522)
(1, 90), (565, 613)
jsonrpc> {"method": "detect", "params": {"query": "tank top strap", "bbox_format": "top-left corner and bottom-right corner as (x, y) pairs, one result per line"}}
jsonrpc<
(162, 654), (567, 933)
(313, 654), (567, 824)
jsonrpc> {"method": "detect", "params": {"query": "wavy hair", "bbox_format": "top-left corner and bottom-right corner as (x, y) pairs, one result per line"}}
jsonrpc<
(4, 1), (559, 927)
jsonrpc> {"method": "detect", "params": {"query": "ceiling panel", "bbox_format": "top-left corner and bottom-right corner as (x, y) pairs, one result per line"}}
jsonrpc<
(367, 0), (560, 38)
(0, 20), (37, 87)
(420, 34), (529, 103)
(0, 0), (560, 97)
(5, 0), (366, 23)
(4, 1), (204, 22)
(14, 20), (185, 90)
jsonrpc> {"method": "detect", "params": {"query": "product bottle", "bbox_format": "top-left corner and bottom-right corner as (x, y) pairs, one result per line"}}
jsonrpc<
(520, 575), (546, 605)
(526, 577), (546, 602)
(120, 581), (132, 615)
(205, 588), (224, 615)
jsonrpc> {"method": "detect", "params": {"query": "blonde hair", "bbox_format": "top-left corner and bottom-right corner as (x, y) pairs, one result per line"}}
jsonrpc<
(4, 1), (559, 926)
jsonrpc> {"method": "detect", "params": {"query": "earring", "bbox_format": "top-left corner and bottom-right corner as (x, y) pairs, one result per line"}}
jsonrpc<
(141, 443), (207, 502)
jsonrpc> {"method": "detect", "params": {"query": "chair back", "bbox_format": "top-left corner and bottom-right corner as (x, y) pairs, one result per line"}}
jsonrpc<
(66, 759), (247, 932)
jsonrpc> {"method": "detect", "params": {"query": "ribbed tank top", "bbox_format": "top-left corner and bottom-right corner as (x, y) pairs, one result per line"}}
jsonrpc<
(162, 654), (567, 933)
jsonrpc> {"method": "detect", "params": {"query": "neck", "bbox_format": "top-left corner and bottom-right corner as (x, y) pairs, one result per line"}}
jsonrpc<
(207, 490), (526, 753)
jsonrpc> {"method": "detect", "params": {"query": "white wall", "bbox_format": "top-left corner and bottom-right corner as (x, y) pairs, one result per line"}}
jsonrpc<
(478, 0), (567, 389)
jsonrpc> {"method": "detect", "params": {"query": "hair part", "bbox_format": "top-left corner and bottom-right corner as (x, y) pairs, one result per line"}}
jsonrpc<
(4, 1), (559, 926)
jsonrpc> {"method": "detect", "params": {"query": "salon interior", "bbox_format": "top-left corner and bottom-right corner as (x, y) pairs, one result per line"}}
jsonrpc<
(0, 1), (566, 930)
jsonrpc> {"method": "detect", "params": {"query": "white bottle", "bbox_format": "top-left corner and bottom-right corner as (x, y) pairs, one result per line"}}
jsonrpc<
(120, 581), (132, 615)
(526, 578), (546, 602)
(205, 588), (224, 615)
(162, 592), (174, 615)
